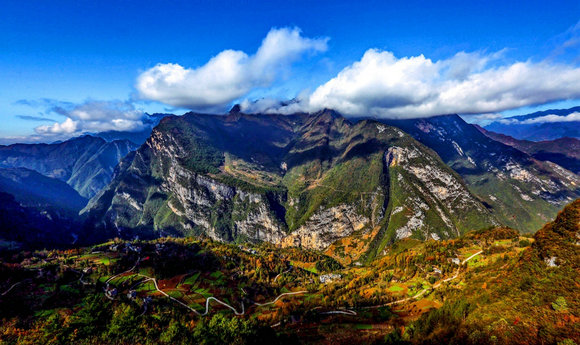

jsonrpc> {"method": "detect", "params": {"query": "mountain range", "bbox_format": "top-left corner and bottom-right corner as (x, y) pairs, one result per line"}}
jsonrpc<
(0, 135), (137, 199)
(79, 108), (580, 264)
(476, 126), (580, 174)
(0, 135), (138, 247)
(484, 106), (580, 141)
(83, 109), (498, 260)
(378, 114), (580, 232)
(0, 108), (578, 256)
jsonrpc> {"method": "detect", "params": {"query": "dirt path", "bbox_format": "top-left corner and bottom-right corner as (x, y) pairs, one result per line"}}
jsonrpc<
(105, 259), (140, 284)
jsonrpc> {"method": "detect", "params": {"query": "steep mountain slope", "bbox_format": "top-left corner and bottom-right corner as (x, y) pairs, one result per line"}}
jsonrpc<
(0, 135), (138, 198)
(0, 167), (87, 214)
(484, 106), (580, 140)
(379, 115), (580, 232)
(404, 198), (580, 345)
(0, 191), (79, 248)
(84, 110), (495, 256)
(0, 168), (87, 248)
(476, 126), (580, 174)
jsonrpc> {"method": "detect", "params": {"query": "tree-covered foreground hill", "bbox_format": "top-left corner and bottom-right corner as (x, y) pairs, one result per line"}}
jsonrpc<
(0, 199), (578, 344)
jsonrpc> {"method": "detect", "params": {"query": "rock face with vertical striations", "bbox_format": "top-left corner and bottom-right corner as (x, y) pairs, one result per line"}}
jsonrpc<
(83, 109), (497, 260)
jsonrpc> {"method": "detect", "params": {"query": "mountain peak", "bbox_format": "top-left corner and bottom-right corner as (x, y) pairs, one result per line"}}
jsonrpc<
(229, 104), (242, 114)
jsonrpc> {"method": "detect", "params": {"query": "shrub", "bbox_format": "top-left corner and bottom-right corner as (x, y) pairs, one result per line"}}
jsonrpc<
(552, 296), (568, 312)
(315, 257), (343, 273)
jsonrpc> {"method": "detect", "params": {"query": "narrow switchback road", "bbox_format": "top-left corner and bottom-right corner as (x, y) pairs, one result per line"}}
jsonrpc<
(1, 281), (27, 296)
(136, 272), (305, 316)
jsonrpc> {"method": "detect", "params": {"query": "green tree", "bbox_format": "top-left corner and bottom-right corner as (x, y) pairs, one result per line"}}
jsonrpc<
(552, 296), (568, 312)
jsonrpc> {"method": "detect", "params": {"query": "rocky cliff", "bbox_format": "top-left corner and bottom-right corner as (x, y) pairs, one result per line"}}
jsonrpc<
(83, 110), (496, 260)
(380, 115), (580, 232)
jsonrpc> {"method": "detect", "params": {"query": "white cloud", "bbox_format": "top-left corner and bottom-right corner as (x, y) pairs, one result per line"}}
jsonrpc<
(252, 49), (580, 119)
(470, 113), (504, 121)
(36, 118), (78, 134)
(462, 113), (505, 126)
(521, 112), (580, 124)
(495, 112), (580, 125)
(136, 27), (328, 110)
(34, 100), (146, 138)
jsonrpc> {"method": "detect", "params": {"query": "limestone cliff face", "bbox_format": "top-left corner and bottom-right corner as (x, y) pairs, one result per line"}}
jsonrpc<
(84, 127), (287, 243)
(280, 205), (370, 250)
(384, 144), (497, 242)
(380, 115), (580, 232)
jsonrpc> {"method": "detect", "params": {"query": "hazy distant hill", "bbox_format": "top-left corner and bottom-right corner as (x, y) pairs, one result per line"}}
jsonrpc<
(0, 168), (86, 247)
(0, 135), (137, 198)
(484, 106), (580, 141)
(0, 167), (86, 214)
(476, 125), (580, 174)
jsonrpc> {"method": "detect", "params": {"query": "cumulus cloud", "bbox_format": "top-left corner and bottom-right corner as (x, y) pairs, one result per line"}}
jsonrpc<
(34, 100), (147, 138)
(243, 49), (580, 119)
(136, 27), (328, 110)
(297, 49), (580, 118)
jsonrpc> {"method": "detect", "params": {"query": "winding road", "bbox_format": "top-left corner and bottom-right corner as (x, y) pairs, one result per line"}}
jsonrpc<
(254, 291), (308, 307)
(98, 250), (484, 319)
(1, 281), (26, 296)
(133, 272), (304, 316)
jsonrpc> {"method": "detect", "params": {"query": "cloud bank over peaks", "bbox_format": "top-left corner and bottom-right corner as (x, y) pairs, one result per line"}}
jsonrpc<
(243, 49), (580, 119)
(34, 100), (147, 138)
(309, 50), (580, 118)
(136, 27), (328, 110)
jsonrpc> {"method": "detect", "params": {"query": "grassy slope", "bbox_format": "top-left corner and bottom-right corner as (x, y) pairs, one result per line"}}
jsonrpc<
(402, 199), (580, 345)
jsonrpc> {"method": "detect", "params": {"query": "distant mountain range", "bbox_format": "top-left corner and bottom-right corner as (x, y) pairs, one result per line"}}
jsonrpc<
(1, 108), (579, 255)
(484, 106), (580, 141)
(0, 135), (137, 247)
(0, 135), (137, 199)
(476, 125), (580, 174)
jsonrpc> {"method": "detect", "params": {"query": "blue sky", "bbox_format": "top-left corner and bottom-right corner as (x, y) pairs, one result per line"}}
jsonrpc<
(1, 0), (580, 142)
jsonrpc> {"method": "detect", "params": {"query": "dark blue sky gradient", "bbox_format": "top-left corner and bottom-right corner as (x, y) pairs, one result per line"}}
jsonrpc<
(1, 0), (579, 137)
